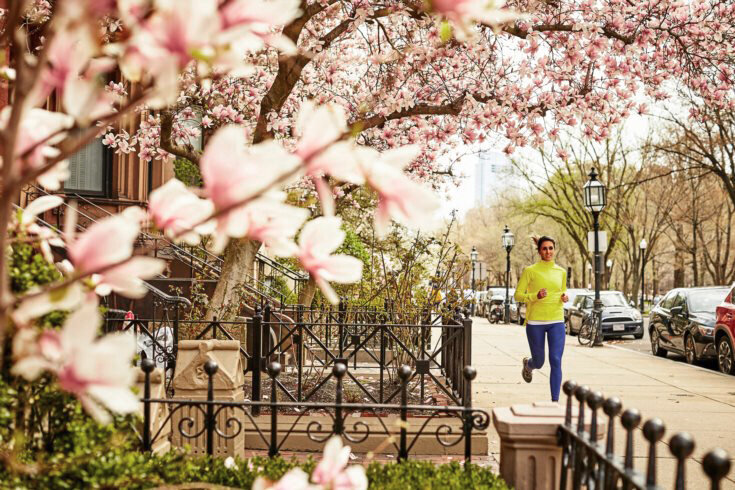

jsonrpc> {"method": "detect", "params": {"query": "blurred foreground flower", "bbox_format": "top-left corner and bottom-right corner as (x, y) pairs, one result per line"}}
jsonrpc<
(12, 300), (138, 423)
(253, 436), (366, 490)
(290, 217), (363, 305)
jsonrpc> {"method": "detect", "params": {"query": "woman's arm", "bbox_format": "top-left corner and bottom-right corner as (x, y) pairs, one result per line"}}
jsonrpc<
(514, 268), (535, 303)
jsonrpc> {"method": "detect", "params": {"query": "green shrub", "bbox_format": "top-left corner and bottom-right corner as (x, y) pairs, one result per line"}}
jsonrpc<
(0, 448), (508, 489)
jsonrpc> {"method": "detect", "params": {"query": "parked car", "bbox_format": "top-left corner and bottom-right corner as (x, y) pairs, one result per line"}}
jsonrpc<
(650, 286), (729, 364)
(715, 285), (735, 374)
(563, 288), (591, 323)
(567, 291), (644, 339)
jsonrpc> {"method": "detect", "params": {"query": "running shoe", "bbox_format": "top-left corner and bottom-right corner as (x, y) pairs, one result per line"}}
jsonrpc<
(522, 357), (533, 383)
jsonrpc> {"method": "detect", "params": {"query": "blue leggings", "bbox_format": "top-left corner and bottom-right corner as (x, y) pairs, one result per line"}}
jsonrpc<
(526, 322), (566, 401)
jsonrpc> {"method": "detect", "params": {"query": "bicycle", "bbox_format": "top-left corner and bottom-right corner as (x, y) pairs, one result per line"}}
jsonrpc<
(578, 309), (603, 346)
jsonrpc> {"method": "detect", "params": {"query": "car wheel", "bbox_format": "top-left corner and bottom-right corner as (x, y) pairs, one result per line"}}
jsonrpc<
(651, 329), (667, 358)
(684, 334), (698, 365)
(717, 337), (735, 375)
(565, 319), (573, 335)
(634, 332), (644, 340)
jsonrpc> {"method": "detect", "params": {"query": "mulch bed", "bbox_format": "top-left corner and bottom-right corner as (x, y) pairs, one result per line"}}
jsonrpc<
(240, 371), (456, 416)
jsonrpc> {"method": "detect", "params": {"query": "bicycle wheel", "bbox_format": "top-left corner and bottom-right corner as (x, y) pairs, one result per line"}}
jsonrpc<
(578, 319), (594, 346)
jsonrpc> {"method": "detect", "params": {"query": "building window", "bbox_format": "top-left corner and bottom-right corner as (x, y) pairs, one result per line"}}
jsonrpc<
(64, 137), (109, 195)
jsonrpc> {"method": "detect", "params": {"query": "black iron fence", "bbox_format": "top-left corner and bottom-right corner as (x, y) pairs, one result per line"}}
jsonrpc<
(139, 358), (490, 463)
(108, 303), (472, 407)
(557, 380), (732, 489)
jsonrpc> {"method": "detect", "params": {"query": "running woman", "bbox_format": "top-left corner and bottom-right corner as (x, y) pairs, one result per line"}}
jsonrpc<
(514, 236), (569, 402)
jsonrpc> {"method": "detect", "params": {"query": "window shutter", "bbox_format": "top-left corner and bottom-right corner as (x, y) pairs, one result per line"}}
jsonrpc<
(65, 138), (105, 193)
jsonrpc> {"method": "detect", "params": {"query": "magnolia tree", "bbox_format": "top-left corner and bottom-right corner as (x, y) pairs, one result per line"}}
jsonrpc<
(0, 0), (734, 444)
(95, 0), (735, 313)
(0, 0), (514, 431)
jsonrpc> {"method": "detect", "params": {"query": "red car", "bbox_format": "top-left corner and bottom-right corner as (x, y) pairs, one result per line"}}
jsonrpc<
(714, 285), (735, 374)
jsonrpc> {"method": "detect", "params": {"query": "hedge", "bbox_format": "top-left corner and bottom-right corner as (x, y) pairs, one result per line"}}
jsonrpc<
(1, 449), (509, 489)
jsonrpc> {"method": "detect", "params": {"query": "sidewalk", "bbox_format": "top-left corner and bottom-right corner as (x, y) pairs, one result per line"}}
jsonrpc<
(471, 317), (735, 489)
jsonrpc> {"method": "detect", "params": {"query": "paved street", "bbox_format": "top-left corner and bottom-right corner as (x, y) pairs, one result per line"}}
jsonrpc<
(598, 318), (721, 372)
(471, 316), (735, 489)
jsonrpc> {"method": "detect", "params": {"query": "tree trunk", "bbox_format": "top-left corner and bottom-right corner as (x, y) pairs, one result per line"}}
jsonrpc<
(206, 239), (261, 320)
(674, 247), (686, 288)
(297, 275), (317, 307)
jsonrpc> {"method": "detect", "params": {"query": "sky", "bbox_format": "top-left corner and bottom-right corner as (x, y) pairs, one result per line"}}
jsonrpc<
(438, 111), (654, 221)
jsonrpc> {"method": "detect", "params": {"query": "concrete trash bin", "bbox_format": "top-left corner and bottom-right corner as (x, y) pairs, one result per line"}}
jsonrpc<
(493, 401), (604, 490)
(171, 340), (245, 457)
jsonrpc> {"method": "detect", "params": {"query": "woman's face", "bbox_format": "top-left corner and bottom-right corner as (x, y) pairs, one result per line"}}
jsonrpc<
(538, 240), (555, 261)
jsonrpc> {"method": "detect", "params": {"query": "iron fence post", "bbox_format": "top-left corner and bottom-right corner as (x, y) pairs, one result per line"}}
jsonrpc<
(338, 299), (346, 358)
(204, 360), (218, 457)
(621, 408), (642, 490)
(463, 366), (477, 466)
(334, 362), (346, 437)
(173, 302), (180, 360)
(602, 396), (622, 489)
(141, 358), (155, 452)
(379, 325), (385, 404)
(420, 309), (428, 404)
(268, 362), (281, 457)
(643, 418), (665, 487)
(252, 313), (262, 416)
(703, 448), (731, 490)
(297, 304), (304, 402)
(462, 318), (472, 403)
(398, 365), (411, 461)
(559, 381), (577, 490)
(670, 433), (695, 490)
(572, 385), (589, 490)
(586, 391), (603, 487)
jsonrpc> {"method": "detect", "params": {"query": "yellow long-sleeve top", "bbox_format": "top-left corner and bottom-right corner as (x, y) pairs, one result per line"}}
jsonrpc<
(514, 260), (567, 324)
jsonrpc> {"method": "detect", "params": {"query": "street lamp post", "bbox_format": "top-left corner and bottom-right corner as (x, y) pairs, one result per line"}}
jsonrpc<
(471, 246), (478, 316)
(639, 238), (647, 312)
(502, 225), (515, 323)
(584, 168), (607, 347)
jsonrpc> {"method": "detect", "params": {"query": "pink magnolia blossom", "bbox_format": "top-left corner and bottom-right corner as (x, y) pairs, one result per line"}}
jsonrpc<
(360, 146), (439, 236)
(253, 468), (315, 490)
(34, 28), (95, 103)
(238, 197), (309, 257)
(292, 217), (363, 305)
(312, 436), (367, 490)
(430, 0), (519, 40)
(17, 195), (65, 263)
(66, 206), (165, 297)
(148, 178), (215, 245)
(12, 299), (139, 423)
(200, 125), (300, 253)
(0, 107), (74, 190)
(217, 0), (301, 54)
(12, 283), (86, 327)
(294, 102), (364, 215)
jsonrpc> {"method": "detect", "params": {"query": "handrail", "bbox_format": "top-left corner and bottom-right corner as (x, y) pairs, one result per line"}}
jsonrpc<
(15, 200), (191, 308)
(27, 186), (301, 305)
(143, 281), (191, 307)
(66, 189), (306, 282)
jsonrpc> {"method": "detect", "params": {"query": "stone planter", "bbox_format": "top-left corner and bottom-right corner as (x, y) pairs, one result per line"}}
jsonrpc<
(171, 340), (245, 457)
(493, 402), (604, 490)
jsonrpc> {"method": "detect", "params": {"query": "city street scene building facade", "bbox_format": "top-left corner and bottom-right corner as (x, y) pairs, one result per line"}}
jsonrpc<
(1, 0), (735, 489)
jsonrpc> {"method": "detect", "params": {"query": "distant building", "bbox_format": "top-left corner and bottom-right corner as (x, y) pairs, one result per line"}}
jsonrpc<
(474, 151), (516, 206)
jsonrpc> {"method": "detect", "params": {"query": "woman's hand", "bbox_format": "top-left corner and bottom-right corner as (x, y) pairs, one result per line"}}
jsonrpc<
(561, 293), (569, 303)
(537, 288), (547, 299)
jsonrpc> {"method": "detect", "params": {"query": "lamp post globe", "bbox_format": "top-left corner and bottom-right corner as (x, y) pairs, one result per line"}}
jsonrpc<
(584, 168), (607, 346)
(606, 259), (613, 289)
(639, 238), (647, 313)
(502, 225), (514, 323)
